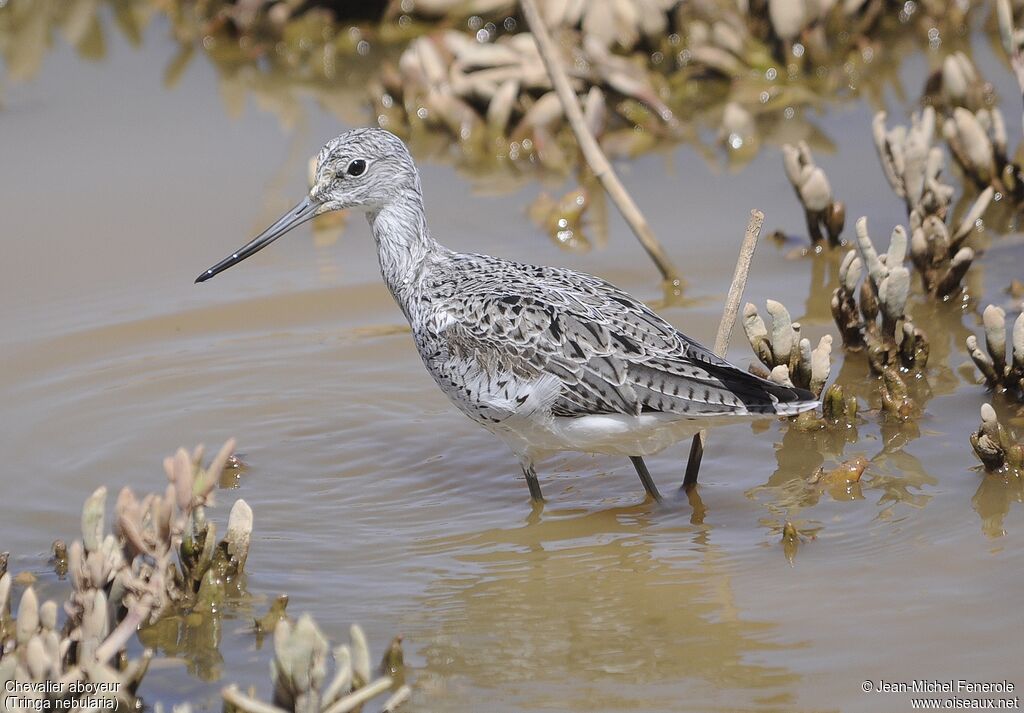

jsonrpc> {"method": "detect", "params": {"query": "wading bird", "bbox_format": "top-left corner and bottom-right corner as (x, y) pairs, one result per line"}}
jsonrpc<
(197, 129), (817, 503)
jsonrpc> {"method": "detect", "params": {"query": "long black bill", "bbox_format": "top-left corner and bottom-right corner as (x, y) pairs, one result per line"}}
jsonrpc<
(195, 196), (320, 283)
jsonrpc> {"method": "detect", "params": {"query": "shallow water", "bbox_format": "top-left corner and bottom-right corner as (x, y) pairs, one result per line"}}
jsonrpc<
(2, 8), (1023, 713)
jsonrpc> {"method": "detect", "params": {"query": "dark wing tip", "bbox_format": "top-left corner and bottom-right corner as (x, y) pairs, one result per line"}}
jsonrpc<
(769, 381), (817, 404)
(702, 362), (818, 413)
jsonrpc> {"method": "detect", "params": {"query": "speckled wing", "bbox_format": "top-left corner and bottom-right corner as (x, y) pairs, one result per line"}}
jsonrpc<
(436, 254), (816, 419)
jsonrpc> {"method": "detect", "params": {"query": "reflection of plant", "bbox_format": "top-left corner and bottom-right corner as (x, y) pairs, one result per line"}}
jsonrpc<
(972, 469), (1024, 539)
(807, 456), (868, 501)
(970, 403), (1024, 538)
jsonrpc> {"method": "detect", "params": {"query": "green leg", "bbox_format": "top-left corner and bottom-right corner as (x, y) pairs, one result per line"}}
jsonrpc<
(629, 456), (662, 501)
(521, 461), (544, 502)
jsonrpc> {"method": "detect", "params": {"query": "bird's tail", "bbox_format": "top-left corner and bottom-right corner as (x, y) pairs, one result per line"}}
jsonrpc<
(700, 361), (820, 416)
(771, 394), (821, 416)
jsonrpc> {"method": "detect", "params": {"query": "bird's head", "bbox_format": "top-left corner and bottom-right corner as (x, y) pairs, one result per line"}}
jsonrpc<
(196, 128), (418, 283)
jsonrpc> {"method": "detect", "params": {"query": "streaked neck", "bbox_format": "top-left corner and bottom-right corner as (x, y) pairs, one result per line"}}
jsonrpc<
(367, 190), (437, 315)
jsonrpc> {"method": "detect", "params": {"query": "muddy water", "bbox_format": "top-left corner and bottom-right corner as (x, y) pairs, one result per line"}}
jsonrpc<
(2, 10), (1023, 713)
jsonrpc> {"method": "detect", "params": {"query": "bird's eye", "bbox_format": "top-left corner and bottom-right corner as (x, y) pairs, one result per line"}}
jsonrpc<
(347, 159), (367, 177)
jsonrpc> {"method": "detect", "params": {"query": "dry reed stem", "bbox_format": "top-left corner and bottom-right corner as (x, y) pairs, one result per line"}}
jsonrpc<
(683, 209), (764, 490)
(519, 0), (681, 286)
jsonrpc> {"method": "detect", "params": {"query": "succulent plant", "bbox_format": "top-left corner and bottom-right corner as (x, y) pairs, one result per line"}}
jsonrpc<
(743, 299), (833, 397)
(855, 219), (912, 336)
(873, 108), (951, 218)
(254, 594), (293, 640)
(820, 383), (859, 425)
(830, 249), (866, 350)
(59, 440), (253, 657)
(830, 218), (930, 372)
(997, 0), (1024, 115)
(908, 187), (990, 299)
(155, 704), (195, 713)
(970, 403), (1024, 473)
(745, 0), (950, 64)
(919, 17), (1024, 199)
(538, 0), (678, 51)
(879, 367), (918, 422)
(740, 298), (862, 434)
(681, 15), (753, 79)
(374, 27), (676, 160)
(966, 305), (1024, 400)
(872, 108), (990, 299)
(942, 107), (1022, 198)
(0, 571), (12, 644)
(0, 440), (252, 709)
(0, 577), (152, 710)
(376, 0), (676, 53)
(223, 617), (411, 713)
(926, 51), (989, 112)
(781, 141), (845, 246)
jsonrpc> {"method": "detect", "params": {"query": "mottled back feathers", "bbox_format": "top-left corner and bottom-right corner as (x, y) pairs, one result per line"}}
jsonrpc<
(416, 251), (816, 425)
